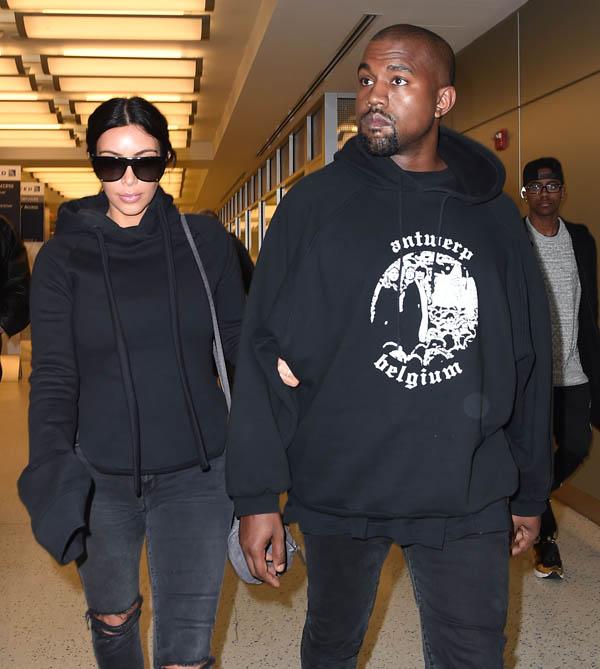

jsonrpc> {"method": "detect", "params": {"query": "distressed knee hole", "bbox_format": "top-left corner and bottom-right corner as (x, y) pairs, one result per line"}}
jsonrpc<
(87, 595), (142, 636)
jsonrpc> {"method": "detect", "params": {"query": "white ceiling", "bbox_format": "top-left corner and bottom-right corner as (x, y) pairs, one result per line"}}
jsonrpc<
(0, 0), (527, 212)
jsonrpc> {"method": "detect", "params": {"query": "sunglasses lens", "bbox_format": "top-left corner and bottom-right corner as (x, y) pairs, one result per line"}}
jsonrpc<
(132, 157), (166, 182)
(92, 156), (126, 182)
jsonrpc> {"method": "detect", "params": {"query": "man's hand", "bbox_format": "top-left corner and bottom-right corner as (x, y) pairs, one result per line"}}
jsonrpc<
(239, 513), (286, 587)
(511, 514), (541, 556)
(277, 358), (300, 387)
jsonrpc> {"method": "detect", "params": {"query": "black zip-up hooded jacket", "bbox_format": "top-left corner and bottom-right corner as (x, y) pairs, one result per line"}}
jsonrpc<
(19, 188), (244, 563)
(0, 215), (30, 337)
(226, 128), (553, 521)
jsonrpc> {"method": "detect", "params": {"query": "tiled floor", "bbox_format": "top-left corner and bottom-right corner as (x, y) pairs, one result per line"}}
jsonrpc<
(2, 371), (599, 668)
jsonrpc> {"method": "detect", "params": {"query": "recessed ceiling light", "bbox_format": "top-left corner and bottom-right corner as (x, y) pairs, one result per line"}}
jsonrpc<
(16, 13), (210, 42)
(43, 56), (202, 79)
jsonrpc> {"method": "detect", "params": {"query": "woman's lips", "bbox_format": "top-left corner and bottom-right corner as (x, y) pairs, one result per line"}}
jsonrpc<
(119, 193), (142, 204)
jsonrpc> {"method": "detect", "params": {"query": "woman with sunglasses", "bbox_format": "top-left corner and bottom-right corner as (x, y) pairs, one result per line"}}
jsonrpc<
(19, 97), (244, 669)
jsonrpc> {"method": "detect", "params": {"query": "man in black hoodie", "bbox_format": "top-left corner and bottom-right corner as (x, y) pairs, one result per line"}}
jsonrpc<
(227, 25), (552, 668)
(0, 215), (30, 381)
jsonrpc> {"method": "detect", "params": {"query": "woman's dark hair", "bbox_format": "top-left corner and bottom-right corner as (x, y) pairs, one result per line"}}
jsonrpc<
(86, 96), (176, 165)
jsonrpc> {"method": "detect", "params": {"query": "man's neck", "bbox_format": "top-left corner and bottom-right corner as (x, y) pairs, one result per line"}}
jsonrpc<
(390, 125), (446, 172)
(528, 212), (560, 237)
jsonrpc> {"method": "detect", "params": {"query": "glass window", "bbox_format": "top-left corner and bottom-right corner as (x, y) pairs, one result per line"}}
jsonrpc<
(294, 124), (306, 172)
(337, 97), (357, 151)
(269, 153), (278, 189)
(249, 206), (260, 262)
(260, 163), (268, 195)
(238, 214), (246, 246)
(311, 106), (323, 158)
(280, 141), (289, 181)
(264, 194), (277, 235)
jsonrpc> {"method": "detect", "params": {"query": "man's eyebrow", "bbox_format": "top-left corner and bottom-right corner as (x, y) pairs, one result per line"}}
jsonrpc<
(357, 62), (414, 74)
(387, 63), (414, 74)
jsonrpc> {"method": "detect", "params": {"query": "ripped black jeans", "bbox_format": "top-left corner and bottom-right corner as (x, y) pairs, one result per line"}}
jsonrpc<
(76, 448), (233, 669)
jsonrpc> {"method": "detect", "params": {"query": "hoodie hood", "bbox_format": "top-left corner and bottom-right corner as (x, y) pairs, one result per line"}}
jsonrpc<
(335, 126), (505, 204)
(54, 186), (177, 242)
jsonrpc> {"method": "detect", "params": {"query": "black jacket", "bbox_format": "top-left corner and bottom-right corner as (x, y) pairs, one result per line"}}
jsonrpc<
(0, 216), (30, 337)
(19, 189), (244, 563)
(226, 128), (553, 521)
(565, 221), (600, 425)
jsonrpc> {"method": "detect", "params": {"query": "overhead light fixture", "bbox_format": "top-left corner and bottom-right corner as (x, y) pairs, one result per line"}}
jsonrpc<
(0, 56), (25, 75)
(0, 129), (73, 141)
(63, 48), (185, 59)
(77, 113), (191, 128)
(0, 123), (62, 130)
(82, 93), (191, 103)
(71, 100), (195, 116)
(0, 100), (56, 114)
(42, 56), (202, 78)
(5, 0), (214, 10)
(0, 75), (37, 92)
(55, 76), (200, 94)
(0, 113), (61, 124)
(25, 167), (93, 173)
(31, 172), (99, 184)
(0, 93), (44, 101)
(166, 130), (190, 149)
(16, 13), (210, 41)
(0, 138), (76, 147)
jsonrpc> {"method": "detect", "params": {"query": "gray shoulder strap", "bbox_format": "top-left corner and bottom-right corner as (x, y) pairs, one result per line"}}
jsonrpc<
(180, 214), (232, 411)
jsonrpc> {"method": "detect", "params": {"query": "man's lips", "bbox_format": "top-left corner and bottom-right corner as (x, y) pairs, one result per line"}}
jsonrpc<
(362, 111), (394, 130)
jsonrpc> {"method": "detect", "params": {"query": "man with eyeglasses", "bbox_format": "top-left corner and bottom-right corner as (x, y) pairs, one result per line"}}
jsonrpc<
(522, 157), (600, 579)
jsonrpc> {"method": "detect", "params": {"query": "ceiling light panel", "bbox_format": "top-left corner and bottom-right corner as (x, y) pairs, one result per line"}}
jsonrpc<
(77, 114), (191, 128)
(0, 57), (25, 75)
(0, 101), (54, 114)
(0, 129), (72, 141)
(0, 138), (76, 147)
(16, 14), (210, 41)
(43, 56), (201, 79)
(25, 167), (94, 173)
(55, 76), (199, 94)
(4, 0), (214, 10)
(0, 76), (37, 92)
(71, 101), (195, 116)
(0, 114), (60, 124)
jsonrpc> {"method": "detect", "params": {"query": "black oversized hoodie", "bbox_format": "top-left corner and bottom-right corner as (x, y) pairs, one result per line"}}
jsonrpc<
(226, 128), (553, 521)
(19, 188), (244, 563)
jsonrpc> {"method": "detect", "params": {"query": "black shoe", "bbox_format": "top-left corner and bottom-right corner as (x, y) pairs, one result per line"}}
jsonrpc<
(533, 538), (564, 579)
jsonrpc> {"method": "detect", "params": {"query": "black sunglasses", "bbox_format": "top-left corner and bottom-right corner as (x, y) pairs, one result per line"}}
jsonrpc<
(90, 155), (167, 182)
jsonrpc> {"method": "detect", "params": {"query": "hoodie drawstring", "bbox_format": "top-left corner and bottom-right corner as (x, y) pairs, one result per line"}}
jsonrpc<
(158, 208), (211, 473)
(93, 227), (143, 496)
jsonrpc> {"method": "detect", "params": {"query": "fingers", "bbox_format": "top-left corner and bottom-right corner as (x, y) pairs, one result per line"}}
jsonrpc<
(277, 358), (300, 387)
(239, 513), (284, 588)
(510, 514), (541, 556)
(270, 527), (287, 574)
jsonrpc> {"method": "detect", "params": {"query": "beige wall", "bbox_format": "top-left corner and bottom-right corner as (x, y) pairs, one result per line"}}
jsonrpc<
(450, 0), (600, 502)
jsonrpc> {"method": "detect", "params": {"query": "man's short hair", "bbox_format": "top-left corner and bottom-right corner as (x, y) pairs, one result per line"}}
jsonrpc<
(370, 24), (455, 86)
(522, 157), (564, 185)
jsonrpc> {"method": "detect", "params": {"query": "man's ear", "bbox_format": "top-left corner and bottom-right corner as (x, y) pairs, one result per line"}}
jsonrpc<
(434, 86), (456, 118)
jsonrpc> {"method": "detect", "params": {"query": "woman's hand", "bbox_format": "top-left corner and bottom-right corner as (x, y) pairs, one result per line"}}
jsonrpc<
(277, 358), (300, 387)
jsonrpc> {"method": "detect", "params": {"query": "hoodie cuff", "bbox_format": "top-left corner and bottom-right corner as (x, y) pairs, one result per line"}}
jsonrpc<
(234, 494), (280, 517)
(509, 498), (547, 517)
(33, 488), (88, 564)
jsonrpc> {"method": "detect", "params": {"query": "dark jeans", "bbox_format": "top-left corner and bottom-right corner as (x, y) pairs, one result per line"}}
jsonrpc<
(301, 530), (510, 669)
(76, 448), (233, 669)
(541, 383), (592, 538)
